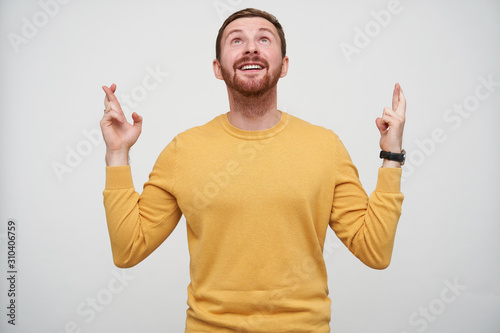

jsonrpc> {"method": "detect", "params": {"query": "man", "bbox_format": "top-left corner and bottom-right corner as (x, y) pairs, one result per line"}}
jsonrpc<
(101, 8), (405, 333)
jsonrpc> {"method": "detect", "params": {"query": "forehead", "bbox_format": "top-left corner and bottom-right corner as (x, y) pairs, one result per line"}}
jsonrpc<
(223, 17), (278, 38)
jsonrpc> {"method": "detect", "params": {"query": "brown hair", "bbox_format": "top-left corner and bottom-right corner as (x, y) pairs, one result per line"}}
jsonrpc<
(215, 8), (287, 61)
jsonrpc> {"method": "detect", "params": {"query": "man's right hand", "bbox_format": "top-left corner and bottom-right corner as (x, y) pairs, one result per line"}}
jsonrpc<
(100, 83), (143, 166)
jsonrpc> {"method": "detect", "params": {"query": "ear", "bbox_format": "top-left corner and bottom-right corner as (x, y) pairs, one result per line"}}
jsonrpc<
(279, 56), (289, 78)
(213, 59), (224, 80)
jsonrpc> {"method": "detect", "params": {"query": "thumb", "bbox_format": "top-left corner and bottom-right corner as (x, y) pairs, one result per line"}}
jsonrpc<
(131, 112), (143, 129)
(375, 117), (388, 134)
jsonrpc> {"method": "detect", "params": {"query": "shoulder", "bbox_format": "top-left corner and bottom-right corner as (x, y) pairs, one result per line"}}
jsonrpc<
(156, 115), (227, 160)
(176, 115), (222, 139)
(165, 114), (225, 150)
(286, 113), (341, 143)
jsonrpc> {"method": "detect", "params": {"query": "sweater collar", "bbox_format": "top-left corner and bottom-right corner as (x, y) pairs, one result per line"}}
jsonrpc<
(219, 111), (288, 140)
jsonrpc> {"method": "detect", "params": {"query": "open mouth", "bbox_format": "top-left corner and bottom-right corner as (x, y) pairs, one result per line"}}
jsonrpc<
(238, 63), (265, 71)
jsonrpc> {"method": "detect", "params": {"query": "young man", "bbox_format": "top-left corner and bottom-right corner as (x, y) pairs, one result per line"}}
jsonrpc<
(101, 8), (406, 333)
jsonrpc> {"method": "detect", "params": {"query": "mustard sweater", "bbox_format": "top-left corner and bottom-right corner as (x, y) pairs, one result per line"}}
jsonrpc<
(103, 112), (404, 332)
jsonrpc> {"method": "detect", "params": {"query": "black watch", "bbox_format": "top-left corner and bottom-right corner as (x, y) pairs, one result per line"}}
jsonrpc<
(380, 149), (406, 165)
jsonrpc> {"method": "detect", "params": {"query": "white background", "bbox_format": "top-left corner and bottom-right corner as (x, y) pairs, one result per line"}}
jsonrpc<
(1, 0), (499, 332)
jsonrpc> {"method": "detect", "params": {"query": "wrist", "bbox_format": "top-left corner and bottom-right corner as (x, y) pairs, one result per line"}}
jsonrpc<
(380, 146), (401, 154)
(382, 159), (402, 168)
(380, 149), (405, 168)
(105, 149), (130, 166)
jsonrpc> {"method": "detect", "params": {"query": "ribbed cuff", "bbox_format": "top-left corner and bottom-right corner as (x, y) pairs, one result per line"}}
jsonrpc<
(375, 167), (402, 193)
(105, 166), (134, 189)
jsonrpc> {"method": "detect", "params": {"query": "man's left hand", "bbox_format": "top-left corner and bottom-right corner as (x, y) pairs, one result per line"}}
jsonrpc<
(375, 83), (406, 154)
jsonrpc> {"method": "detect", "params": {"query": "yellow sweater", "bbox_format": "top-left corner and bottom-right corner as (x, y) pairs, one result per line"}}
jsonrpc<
(103, 112), (404, 332)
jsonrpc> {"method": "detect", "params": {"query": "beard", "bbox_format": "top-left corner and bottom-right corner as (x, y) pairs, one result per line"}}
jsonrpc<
(220, 55), (282, 98)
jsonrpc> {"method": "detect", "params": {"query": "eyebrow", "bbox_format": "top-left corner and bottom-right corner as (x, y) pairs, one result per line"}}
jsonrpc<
(225, 27), (277, 40)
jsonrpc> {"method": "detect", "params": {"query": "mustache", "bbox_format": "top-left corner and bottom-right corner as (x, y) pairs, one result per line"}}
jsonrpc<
(233, 55), (269, 69)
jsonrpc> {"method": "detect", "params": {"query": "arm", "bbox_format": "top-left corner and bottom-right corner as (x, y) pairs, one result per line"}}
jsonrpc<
(103, 144), (182, 268)
(329, 140), (403, 269)
(100, 84), (182, 268)
(329, 83), (407, 269)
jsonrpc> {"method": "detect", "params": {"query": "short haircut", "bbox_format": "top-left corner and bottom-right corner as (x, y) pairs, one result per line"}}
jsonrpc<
(215, 8), (287, 61)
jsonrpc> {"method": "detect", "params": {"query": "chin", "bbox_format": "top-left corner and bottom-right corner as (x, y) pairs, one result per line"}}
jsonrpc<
(226, 70), (281, 97)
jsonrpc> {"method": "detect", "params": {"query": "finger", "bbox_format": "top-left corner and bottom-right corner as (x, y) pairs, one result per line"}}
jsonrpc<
(375, 117), (388, 133)
(383, 106), (398, 118)
(381, 108), (404, 129)
(392, 83), (400, 111)
(103, 109), (126, 125)
(105, 100), (124, 116)
(381, 113), (396, 129)
(102, 85), (118, 103)
(396, 85), (406, 115)
(103, 85), (110, 104)
(131, 112), (143, 129)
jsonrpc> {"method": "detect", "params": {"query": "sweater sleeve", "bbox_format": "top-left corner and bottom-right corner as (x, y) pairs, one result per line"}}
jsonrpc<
(329, 135), (404, 269)
(103, 139), (183, 268)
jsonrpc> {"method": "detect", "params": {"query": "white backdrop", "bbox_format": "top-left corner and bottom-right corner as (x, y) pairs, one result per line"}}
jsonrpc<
(1, 0), (499, 332)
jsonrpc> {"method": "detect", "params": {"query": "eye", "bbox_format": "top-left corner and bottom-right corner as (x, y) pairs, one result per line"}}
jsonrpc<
(231, 39), (242, 45)
(260, 37), (270, 43)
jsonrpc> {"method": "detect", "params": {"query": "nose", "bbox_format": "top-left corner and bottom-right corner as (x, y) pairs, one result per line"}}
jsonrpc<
(244, 40), (259, 55)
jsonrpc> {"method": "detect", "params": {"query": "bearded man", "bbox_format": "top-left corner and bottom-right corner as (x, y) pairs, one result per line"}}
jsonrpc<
(100, 8), (406, 333)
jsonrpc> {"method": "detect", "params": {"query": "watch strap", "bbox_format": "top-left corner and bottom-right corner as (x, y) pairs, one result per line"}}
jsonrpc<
(380, 149), (406, 165)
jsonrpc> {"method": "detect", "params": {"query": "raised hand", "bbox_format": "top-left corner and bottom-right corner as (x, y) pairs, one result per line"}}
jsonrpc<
(100, 84), (143, 166)
(375, 83), (406, 154)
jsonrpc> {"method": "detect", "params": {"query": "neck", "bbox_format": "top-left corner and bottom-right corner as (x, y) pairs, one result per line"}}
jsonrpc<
(226, 86), (281, 131)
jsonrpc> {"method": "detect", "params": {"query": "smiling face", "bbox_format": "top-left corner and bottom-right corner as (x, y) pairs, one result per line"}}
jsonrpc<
(213, 17), (289, 97)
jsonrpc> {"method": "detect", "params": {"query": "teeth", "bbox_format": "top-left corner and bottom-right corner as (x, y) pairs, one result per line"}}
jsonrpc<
(241, 64), (262, 70)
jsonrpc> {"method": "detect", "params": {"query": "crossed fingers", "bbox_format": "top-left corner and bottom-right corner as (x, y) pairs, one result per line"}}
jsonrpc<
(102, 84), (125, 124)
